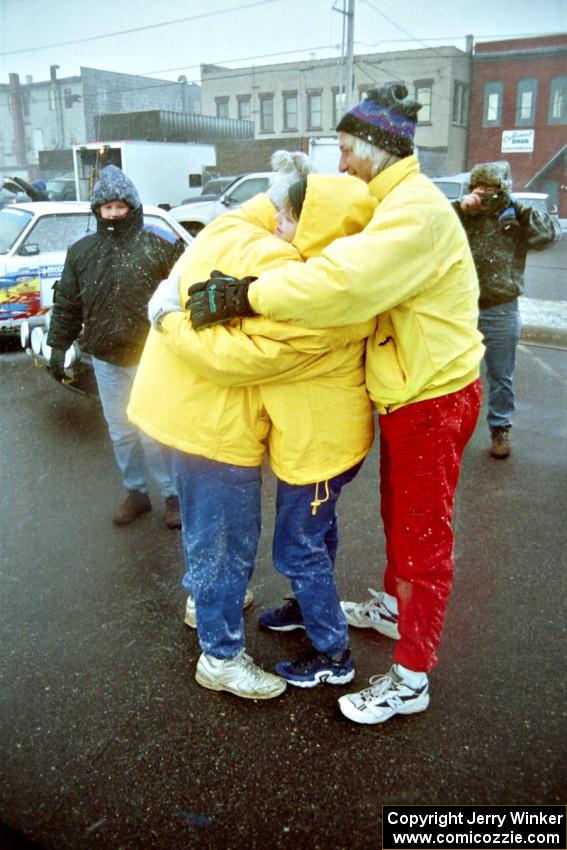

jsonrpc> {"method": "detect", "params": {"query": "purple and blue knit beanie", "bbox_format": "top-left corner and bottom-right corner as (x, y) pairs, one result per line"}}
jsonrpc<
(336, 85), (422, 158)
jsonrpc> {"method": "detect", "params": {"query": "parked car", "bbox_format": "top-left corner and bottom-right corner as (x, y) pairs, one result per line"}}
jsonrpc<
(431, 172), (471, 202)
(45, 174), (77, 201)
(170, 172), (272, 237)
(1, 201), (191, 337)
(512, 192), (562, 242)
(8, 201), (192, 396)
(179, 176), (238, 205)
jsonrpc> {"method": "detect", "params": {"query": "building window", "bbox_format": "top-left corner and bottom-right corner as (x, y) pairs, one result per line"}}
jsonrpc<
(237, 96), (251, 121)
(215, 97), (229, 119)
(283, 92), (298, 131)
(415, 82), (432, 123)
(259, 94), (274, 132)
(333, 89), (347, 126)
(452, 81), (468, 126)
(516, 79), (537, 125)
(307, 91), (323, 129)
(548, 76), (567, 124)
(483, 81), (503, 126)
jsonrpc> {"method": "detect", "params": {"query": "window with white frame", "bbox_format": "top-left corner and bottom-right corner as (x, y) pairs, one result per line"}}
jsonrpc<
(259, 94), (274, 132)
(452, 81), (468, 126)
(548, 76), (567, 124)
(215, 97), (229, 119)
(283, 92), (298, 131)
(415, 82), (432, 123)
(237, 96), (251, 121)
(483, 81), (503, 126)
(307, 91), (322, 129)
(516, 79), (537, 125)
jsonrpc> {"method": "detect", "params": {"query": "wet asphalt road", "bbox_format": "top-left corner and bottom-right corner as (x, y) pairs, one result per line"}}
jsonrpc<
(1, 332), (566, 849)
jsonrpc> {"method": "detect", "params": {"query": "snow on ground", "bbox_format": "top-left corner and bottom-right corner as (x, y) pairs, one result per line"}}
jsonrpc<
(520, 296), (567, 329)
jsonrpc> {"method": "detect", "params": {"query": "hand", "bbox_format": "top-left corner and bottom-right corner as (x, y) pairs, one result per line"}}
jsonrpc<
(148, 274), (182, 331)
(460, 192), (483, 212)
(187, 270), (257, 331)
(49, 349), (67, 382)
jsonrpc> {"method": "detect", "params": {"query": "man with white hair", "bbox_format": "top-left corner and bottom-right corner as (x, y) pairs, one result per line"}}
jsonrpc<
(187, 85), (485, 725)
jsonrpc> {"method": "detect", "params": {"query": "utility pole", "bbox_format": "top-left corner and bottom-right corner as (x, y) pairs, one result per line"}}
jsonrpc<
(345, 0), (355, 107)
(8, 73), (26, 167)
(334, 0), (355, 107)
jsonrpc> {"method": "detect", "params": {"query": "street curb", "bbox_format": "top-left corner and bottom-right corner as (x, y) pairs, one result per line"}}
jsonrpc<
(521, 324), (567, 349)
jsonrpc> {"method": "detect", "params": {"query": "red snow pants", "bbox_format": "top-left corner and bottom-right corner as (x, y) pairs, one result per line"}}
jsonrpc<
(379, 379), (481, 672)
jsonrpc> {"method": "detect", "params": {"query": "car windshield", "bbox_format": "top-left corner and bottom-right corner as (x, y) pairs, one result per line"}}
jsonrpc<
(22, 213), (95, 253)
(0, 207), (34, 253)
(516, 197), (547, 215)
(226, 177), (270, 204)
(434, 181), (463, 200)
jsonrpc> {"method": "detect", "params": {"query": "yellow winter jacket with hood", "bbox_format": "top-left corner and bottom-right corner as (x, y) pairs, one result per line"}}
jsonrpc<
(128, 174), (377, 484)
(247, 156), (485, 413)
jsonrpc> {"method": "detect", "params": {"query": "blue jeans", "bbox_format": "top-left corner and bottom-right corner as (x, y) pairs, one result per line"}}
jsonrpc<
(173, 452), (262, 659)
(273, 462), (362, 657)
(478, 300), (522, 430)
(173, 451), (362, 659)
(92, 356), (176, 497)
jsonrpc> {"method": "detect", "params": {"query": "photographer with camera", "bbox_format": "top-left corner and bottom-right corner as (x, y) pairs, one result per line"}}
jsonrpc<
(454, 162), (555, 459)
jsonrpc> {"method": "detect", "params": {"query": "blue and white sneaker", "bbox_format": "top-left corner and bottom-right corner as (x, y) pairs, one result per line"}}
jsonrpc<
(275, 647), (355, 688)
(340, 588), (400, 640)
(338, 665), (429, 724)
(259, 597), (305, 632)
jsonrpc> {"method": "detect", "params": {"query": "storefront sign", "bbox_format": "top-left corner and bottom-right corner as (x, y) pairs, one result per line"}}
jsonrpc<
(501, 130), (535, 153)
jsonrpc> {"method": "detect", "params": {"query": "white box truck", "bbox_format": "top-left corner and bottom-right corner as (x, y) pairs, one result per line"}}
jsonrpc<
(72, 140), (217, 209)
(308, 137), (340, 174)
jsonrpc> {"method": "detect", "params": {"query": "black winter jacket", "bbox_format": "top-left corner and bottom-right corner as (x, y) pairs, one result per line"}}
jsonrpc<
(47, 206), (185, 366)
(453, 192), (555, 309)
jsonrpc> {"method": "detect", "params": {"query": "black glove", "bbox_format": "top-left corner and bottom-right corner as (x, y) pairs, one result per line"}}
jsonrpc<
(49, 348), (67, 382)
(187, 270), (257, 331)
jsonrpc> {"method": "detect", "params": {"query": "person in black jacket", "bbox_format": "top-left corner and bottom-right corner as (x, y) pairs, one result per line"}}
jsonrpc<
(453, 162), (555, 459)
(47, 165), (185, 527)
(4, 175), (50, 201)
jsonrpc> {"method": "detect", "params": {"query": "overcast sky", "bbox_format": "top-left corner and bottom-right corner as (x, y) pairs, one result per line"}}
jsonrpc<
(0, 0), (564, 85)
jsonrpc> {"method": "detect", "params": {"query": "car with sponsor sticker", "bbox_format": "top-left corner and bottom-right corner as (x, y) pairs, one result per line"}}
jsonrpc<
(0, 201), (191, 337)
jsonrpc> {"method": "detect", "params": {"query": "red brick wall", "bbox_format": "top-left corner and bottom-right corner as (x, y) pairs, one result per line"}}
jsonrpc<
(468, 35), (567, 214)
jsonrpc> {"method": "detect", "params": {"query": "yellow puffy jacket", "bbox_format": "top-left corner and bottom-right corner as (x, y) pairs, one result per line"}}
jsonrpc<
(248, 156), (485, 413)
(128, 174), (377, 484)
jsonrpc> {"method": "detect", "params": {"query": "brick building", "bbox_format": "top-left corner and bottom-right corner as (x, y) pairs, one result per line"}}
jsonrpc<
(468, 34), (567, 216)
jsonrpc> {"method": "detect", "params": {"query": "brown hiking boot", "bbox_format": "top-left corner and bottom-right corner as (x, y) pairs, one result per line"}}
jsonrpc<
(164, 495), (181, 529)
(490, 427), (511, 460)
(113, 490), (151, 525)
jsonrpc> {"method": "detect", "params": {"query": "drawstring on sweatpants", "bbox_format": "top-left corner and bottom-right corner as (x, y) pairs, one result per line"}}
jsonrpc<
(310, 479), (330, 516)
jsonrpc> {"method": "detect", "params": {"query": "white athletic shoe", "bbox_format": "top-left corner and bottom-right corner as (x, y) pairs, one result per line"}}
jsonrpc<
(340, 588), (400, 640)
(338, 665), (429, 725)
(184, 588), (254, 629)
(195, 650), (287, 700)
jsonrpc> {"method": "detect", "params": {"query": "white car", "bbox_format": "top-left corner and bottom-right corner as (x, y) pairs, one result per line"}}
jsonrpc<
(170, 172), (272, 237)
(0, 201), (191, 336)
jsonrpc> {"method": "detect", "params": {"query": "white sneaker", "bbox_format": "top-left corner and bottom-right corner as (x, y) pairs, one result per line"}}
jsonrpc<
(195, 650), (287, 700)
(184, 588), (254, 629)
(338, 665), (429, 725)
(340, 588), (400, 639)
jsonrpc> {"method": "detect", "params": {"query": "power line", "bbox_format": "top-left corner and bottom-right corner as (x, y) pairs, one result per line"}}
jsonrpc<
(0, 0), (280, 57)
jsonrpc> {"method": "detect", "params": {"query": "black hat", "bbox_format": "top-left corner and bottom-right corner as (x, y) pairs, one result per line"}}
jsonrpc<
(336, 85), (422, 157)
